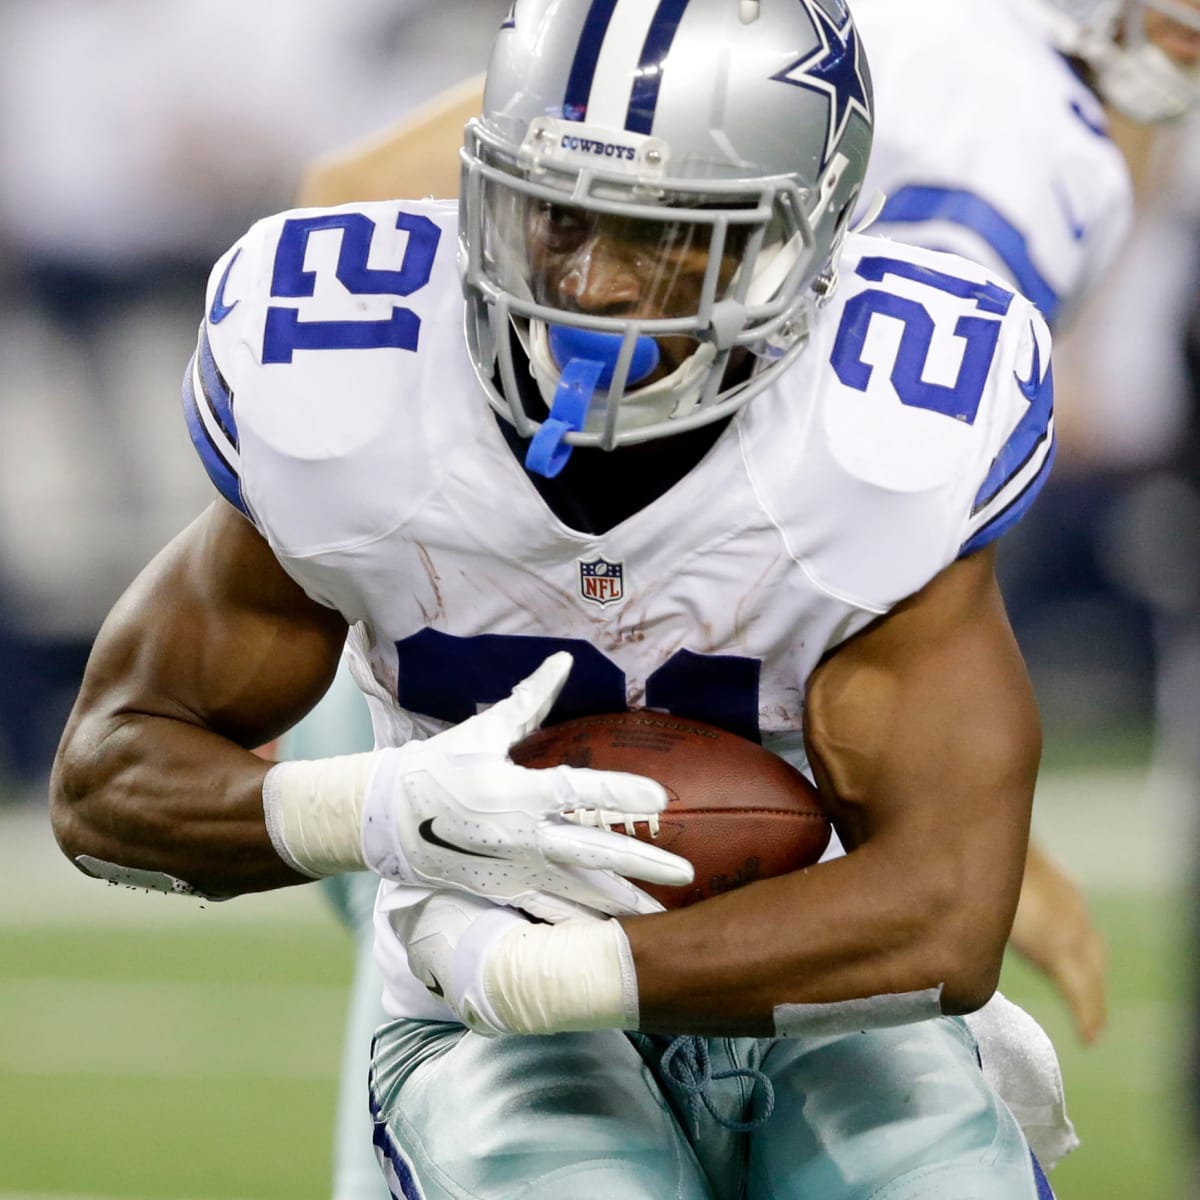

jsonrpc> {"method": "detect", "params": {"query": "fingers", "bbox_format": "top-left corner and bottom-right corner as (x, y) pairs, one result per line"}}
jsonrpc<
(518, 869), (669, 922)
(517, 892), (607, 923)
(450, 652), (573, 754)
(1011, 842), (1108, 1044)
(540, 819), (694, 886)
(542, 764), (669, 815)
(1052, 934), (1109, 1045)
(499, 652), (575, 741)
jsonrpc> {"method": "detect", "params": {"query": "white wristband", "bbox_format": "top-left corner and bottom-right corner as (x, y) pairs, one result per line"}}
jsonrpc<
(262, 753), (377, 877)
(482, 918), (640, 1035)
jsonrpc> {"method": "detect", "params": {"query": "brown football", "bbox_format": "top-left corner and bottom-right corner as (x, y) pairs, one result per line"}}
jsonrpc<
(510, 710), (831, 910)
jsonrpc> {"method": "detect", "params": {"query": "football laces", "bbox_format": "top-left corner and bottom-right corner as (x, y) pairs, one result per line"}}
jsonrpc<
(562, 808), (663, 838)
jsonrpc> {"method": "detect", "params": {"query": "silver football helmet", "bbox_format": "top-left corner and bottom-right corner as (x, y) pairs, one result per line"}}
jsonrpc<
(1034, 0), (1200, 121)
(459, 0), (873, 475)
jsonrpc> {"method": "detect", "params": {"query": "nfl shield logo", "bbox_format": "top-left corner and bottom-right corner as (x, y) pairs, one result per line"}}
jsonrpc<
(579, 557), (624, 607)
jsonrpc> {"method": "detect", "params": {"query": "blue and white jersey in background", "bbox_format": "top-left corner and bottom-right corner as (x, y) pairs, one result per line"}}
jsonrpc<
(185, 199), (1053, 1017)
(853, 0), (1133, 330)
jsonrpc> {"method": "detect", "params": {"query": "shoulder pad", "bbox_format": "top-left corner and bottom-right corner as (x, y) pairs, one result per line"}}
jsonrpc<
(749, 235), (1054, 608)
(181, 199), (467, 546)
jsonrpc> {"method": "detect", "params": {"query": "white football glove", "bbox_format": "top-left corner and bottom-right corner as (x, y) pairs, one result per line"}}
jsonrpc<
(377, 888), (525, 1036)
(376, 885), (639, 1037)
(361, 652), (693, 922)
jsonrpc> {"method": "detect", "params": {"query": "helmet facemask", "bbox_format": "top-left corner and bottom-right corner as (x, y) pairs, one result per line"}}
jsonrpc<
(460, 118), (843, 473)
(458, 0), (873, 476)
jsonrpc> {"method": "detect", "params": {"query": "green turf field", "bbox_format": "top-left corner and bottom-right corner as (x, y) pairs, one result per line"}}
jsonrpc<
(1, 758), (1193, 1199)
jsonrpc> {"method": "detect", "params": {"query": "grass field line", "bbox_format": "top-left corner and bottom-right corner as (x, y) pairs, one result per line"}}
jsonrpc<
(0, 804), (338, 929)
(0, 1059), (338, 1082)
(0, 1193), (259, 1200)
(1, 975), (348, 1079)
(2, 974), (347, 1006)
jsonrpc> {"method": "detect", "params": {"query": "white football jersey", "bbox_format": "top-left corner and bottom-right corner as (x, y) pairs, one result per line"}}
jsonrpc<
(853, 0), (1133, 329)
(187, 199), (1052, 1016)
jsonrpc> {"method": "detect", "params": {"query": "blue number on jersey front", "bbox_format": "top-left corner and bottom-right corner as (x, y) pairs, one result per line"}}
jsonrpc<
(262, 211), (441, 364)
(395, 630), (763, 743)
(831, 255), (1014, 424)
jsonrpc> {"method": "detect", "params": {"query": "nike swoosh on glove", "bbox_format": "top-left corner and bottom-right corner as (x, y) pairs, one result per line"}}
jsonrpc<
(360, 652), (693, 922)
(376, 887), (526, 1036)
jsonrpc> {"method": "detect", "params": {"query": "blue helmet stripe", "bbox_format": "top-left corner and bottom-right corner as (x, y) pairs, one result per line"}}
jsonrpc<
(876, 186), (1061, 325)
(960, 438), (1055, 557)
(626, 0), (692, 134)
(182, 354), (247, 516)
(564, 0), (620, 121)
(198, 326), (239, 448)
(973, 361), (1054, 512)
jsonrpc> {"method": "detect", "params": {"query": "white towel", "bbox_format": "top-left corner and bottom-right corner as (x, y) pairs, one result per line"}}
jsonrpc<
(965, 992), (1081, 1170)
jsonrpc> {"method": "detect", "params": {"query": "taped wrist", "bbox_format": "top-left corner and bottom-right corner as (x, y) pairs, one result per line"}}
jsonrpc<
(773, 985), (944, 1037)
(262, 753), (377, 877)
(481, 918), (640, 1035)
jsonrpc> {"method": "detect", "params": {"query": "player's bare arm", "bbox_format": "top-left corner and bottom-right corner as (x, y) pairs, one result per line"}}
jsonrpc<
(1011, 840), (1108, 1043)
(618, 543), (1039, 1035)
(51, 497), (688, 914)
(295, 73), (484, 207)
(49, 499), (348, 897)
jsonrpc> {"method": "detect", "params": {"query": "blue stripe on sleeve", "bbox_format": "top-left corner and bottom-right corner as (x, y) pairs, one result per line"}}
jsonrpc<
(876, 186), (1061, 325)
(973, 357), (1054, 511)
(197, 326), (239, 448)
(1069, 98), (1110, 140)
(563, 0), (620, 120)
(960, 438), (1056, 557)
(182, 353), (247, 517)
(626, 0), (692, 134)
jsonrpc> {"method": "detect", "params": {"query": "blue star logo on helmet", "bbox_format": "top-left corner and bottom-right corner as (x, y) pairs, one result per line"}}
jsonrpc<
(772, 0), (872, 170)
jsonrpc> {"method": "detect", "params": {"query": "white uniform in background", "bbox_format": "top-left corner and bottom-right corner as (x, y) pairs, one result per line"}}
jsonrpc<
(854, 0), (1134, 329)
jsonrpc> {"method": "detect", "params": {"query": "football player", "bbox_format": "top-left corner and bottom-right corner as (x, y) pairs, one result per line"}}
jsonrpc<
(294, 1), (1200, 1076)
(52, 1), (1074, 1196)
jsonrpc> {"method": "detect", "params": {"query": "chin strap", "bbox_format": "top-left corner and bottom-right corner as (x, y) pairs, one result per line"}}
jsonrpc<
(524, 326), (662, 477)
(524, 357), (604, 478)
(525, 320), (721, 455)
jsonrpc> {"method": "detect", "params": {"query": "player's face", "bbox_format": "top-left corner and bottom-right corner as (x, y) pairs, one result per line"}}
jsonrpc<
(1141, 0), (1200, 65)
(525, 200), (747, 383)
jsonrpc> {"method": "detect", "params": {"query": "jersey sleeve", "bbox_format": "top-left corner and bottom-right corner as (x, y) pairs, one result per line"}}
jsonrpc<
(753, 235), (1059, 612)
(179, 199), (469, 561)
(182, 221), (278, 528)
(959, 311), (1055, 557)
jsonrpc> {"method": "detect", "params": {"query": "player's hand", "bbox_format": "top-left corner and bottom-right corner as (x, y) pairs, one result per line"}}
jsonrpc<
(360, 652), (693, 922)
(376, 888), (527, 1037)
(1010, 840), (1107, 1044)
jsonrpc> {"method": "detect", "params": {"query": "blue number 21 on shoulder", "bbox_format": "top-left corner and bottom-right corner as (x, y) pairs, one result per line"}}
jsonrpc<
(831, 256), (1013, 424)
(262, 212), (441, 364)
